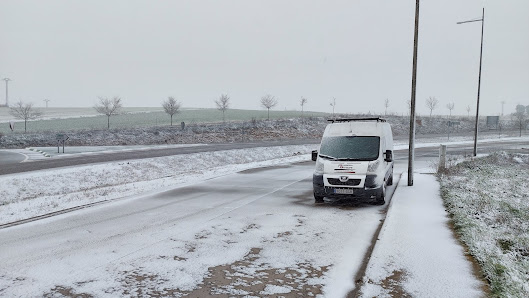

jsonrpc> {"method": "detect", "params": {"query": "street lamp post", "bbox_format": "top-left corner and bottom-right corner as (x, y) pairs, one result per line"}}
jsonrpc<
(2, 78), (11, 107)
(458, 8), (485, 157)
(408, 0), (420, 186)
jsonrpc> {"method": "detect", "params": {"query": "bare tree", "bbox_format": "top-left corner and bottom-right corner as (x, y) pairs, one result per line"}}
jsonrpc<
(406, 99), (411, 116)
(215, 94), (230, 122)
(330, 97), (336, 120)
(9, 101), (43, 132)
(513, 104), (527, 137)
(466, 105), (471, 118)
(260, 94), (277, 120)
(425, 96), (439, 118)
(162, 96), (181, 126)
(446, 102), (455, 118)
(94, 96), (122, 129)
(300, 97), (308, 118)
(384, 98), (390, 116)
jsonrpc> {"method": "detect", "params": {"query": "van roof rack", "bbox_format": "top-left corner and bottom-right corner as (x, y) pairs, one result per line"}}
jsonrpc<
(328, 117), (386, 123)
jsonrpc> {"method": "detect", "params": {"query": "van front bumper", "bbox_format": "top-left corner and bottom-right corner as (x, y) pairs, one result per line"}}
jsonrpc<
(313, 174), (382, 200)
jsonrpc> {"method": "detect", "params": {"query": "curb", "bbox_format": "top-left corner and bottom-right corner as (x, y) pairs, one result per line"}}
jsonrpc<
(348, 172), (403, 297)
(26, 147), (51, 158)
(0, 199), (114, 230)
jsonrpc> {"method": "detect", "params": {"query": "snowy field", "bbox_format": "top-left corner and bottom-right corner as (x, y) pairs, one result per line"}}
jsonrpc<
(0, 107), (162, 122)
(440, 152), (529, 297)
(0, 107), (328, 134)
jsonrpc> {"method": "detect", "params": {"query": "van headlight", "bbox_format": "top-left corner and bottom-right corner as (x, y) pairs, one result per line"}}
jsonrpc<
(367, 160), (380, 173)
(314, 158), (324, 175)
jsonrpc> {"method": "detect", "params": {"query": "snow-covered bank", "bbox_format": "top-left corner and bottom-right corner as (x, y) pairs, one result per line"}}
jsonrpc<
(0, 144), (316, 225)
(394, 135), (529, 151)
(440, 153), (529, 297)
(2, 114), (527, 149)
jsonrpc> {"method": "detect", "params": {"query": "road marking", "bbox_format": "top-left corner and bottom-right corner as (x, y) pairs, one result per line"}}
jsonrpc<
(0, 149), (30, 163)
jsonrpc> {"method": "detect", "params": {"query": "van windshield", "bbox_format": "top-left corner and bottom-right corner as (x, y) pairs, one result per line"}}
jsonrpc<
(319, 136), (380, 161)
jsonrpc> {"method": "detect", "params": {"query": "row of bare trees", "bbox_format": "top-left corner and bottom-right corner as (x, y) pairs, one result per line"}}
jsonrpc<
(13, 95), (521, 133)
(7, 93), (315, 132)
(396, 96), (460, 118)
(9, 96), (126, 132)
(96, 94), (306, 129)
(425, 97), (456, 118)
(214, 94), (282, 121)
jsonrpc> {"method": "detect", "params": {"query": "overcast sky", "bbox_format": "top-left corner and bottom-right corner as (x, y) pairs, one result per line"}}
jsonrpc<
(1, 0), (528, 116)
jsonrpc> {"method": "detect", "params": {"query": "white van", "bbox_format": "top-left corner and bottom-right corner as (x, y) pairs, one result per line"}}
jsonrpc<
(312, 118), (394, 205)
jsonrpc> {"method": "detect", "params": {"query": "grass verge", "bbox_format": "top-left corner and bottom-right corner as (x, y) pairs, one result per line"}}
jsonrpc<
(439, 152), (529, 297)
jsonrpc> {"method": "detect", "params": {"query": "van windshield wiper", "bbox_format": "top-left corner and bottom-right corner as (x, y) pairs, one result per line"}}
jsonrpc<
(318, 154), (337, 160)
(335, 158), (363, 161)
(335, 157), (375, 161)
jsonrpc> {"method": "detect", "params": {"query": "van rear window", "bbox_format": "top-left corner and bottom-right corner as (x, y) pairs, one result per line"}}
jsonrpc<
(319, 136), (380, 161)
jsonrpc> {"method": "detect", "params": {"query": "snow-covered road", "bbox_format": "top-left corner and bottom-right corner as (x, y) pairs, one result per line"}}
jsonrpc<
(0, 161), (395, 297)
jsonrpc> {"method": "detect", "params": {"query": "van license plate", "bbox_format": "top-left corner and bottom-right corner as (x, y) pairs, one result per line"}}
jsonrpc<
(334, 188), (354, 194)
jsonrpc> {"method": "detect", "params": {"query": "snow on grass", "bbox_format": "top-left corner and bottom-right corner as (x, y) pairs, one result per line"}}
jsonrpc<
(440, 152), (529, 297)
(0, 144), (316, 225)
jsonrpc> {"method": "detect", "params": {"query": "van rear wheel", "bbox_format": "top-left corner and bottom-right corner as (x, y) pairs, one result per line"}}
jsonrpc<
(314, 193), (324, 203)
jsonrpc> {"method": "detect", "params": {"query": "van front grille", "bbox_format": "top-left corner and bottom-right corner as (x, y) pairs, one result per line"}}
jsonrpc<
(327, 178), (361, 186)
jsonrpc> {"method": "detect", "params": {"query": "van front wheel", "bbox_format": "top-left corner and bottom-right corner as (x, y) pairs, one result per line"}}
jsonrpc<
(314, 193), (324, 203)
(374, 183), (386, 205)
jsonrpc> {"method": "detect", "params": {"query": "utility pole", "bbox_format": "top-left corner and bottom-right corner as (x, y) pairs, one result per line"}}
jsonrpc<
(408, 0), (420, 186)
(501, 100), (505, 116)
(44, 99), (50, 108)
(458, 8), (485, 157)
(2, 78), (11, 107)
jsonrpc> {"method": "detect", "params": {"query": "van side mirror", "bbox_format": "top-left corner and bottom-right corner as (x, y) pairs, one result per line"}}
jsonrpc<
(384, 150), (393, 162)
(312, 150), (318, 161)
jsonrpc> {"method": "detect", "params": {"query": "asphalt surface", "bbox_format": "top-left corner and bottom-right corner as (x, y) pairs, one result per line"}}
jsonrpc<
(0, 139), (319, 176)
(0, 161), (398, 297)
(1, 139), (527, 296)
(1, 138), (527, 177)
(0, 150), (26, 165)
